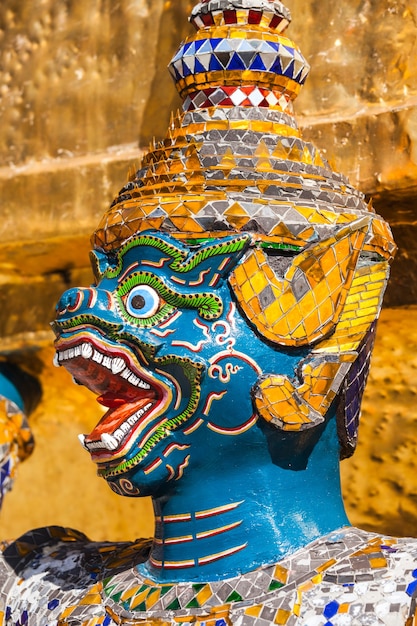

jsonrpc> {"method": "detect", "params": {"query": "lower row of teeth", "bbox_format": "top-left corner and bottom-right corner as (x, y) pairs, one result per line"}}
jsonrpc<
(56, 343), (150, 390)
(80, 402), (154, 452)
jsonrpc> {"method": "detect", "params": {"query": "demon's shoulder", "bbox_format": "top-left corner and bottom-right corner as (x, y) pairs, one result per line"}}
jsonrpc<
(0, 526), (151, 625)
(230, 527), (417, 625)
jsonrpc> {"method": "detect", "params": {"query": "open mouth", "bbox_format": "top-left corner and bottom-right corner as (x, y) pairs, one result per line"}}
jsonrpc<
(55, 338), (170, 465)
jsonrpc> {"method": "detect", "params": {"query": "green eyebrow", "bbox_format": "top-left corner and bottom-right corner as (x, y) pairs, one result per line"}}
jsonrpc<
(116, 271), (223, 323)
(100, 233), (251, 280)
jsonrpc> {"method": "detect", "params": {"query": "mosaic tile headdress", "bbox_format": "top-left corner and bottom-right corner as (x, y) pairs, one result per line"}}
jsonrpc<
(91, 0), (396, 457)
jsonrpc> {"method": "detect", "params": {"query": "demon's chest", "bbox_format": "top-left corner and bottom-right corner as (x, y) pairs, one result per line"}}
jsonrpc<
(2, 527), (417, 626)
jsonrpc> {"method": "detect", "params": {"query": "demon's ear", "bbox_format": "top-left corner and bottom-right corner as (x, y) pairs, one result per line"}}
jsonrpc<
(90, 250), (117, 283)
(252, 353), (356, 432)
(229, 217), (370, 347)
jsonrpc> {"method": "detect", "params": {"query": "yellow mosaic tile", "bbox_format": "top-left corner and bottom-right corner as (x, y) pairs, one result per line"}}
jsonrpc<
(255, 375), (314, 430)
(230, 221), (368, 347)
(128, 589), (151, 610)
(273, 564), (289, 585)
(146, 589), (162, 610)
(303, 308), (321, 336)
(293, 598), (301, 617)
(196, 584), (213, 606)
(119, 585), (140, 603)
(274, 608), (292, 624)
(244, 605), (263, 618)
(311, 574), (323, 584)
(79, 585), (102, 605)
(316, 558), (338, 573)
(58, 606), (74, 620)
(370, 557), (388, 569)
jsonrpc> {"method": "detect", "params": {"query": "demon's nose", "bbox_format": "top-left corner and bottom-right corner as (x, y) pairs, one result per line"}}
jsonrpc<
(56, 288), (80, 315)
(55, 287), (108, 317)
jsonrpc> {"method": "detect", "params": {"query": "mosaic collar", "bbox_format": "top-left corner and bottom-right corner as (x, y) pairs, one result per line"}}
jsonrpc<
(99, 526), (417, 622)
(3, 525), (417, 625)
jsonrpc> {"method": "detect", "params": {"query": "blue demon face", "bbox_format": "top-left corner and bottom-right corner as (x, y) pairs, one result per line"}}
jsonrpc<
(53, 232), (306, 498)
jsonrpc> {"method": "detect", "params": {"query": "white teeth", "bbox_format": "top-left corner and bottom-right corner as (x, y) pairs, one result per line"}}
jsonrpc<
(60, 343), (151, 391)
(92, 350), (103, 364)
(101, 433), (119, 451)
(114, 428), (125, 442)
(128, 373), (140, 385)
(85, 401), (155, 453)
(86, 440), (107, 451)
(127, 403), (153, 427)
(111, 358), (125, 375)
(102, 356), (112, 369)
(81, 343), (93, 358)
(78, 434), (88, 450)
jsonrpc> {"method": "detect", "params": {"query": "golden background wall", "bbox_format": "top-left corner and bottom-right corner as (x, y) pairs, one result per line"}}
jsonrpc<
(0, 0), (417, 541)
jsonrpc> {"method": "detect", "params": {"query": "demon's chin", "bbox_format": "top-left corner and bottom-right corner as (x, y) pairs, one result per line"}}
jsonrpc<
(103, 434), (193, 498)
(105, 467), (166, 498)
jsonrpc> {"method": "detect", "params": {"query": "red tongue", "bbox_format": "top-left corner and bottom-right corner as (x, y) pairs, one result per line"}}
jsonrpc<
(87, 397), (153, 442)
(97, 394), (127, 408)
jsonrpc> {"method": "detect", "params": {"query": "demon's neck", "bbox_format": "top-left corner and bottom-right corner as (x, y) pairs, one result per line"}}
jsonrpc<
(139, 413), (349, 583)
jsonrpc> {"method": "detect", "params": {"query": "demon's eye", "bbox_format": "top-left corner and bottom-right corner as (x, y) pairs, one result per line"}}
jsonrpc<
(116, 273), (176, 328)
(116, 270), (223, 328)
(125, 285), (160, 319)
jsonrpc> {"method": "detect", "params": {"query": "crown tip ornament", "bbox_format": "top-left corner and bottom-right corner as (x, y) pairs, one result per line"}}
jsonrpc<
(171, 0), (307, 111)
(190, 0), (292, 32)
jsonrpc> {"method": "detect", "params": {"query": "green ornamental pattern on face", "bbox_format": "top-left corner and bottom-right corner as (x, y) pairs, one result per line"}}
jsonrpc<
(52, 228), (263, 506)
(93, 233), (251, 282)
(116, 271), (223, 327)
(53, 316), (123, 336)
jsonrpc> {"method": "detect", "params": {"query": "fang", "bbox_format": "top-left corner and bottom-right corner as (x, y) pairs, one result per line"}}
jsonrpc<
(78, 434), (88, 450)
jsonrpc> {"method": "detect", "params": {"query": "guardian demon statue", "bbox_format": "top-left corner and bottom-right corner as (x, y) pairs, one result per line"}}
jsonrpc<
(2, 1), (415, 624)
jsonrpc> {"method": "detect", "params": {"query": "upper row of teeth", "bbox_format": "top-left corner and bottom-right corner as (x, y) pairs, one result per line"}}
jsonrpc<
(57, 343), (151, 390)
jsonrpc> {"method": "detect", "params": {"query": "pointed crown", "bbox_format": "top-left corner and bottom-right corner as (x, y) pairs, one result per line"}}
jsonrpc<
(92, 0), (395, 264)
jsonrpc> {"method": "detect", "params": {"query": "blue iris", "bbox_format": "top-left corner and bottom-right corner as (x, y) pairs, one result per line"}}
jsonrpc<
(125, 285), (160, 318)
